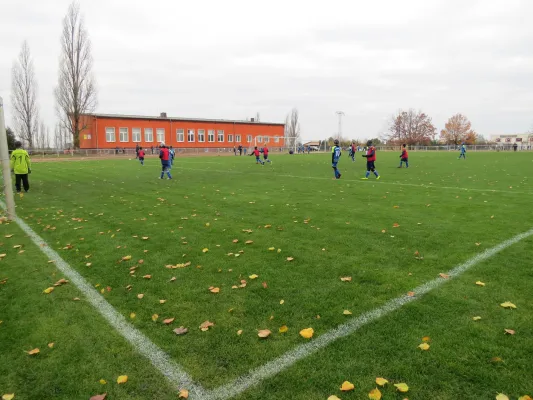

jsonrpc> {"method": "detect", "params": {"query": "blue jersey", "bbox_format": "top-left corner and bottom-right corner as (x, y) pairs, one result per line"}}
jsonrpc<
(461, 145), (466, 153)
(332, 146), (341, 163)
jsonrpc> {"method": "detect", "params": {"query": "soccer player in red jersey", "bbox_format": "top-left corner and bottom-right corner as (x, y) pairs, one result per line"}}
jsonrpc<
(361, 140), (380, 180)
(398, 143), (409, 168)
(250, 146), (264, 165)
(159, 143), (172, 179)
(138, 147), (145, 166)
(262, 146), (272, 164)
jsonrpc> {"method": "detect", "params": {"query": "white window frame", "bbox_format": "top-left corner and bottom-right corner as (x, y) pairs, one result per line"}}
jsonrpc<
(144, 128), (153, 142)
(119, 127), (129, 143)
(208, 130), (215, 142)
(198, 129), (205, 142)
(217, 130), (224, 142)
(176, 129), (184, 142)
(132, 128), (141, 142)
(235, 135), (241, 143)
(105, 127), (116, 142)
(257, 135), (263, 143)
(247, 135), (252, 143)
(156, 128), (165, 143)
(228, 134), (234, 143)
(274, 136), (280, 143)
(264, 136), (270, 144)
(187, 129), (195, 142)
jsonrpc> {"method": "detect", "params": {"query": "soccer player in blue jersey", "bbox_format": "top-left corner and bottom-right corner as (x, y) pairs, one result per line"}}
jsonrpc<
(331, 139), (342, 179)
(458, 143), (466, 159)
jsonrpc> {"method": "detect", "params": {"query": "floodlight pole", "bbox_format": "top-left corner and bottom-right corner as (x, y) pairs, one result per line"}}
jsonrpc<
(336, 111), (345, 140)
(0, 97), (16, 220)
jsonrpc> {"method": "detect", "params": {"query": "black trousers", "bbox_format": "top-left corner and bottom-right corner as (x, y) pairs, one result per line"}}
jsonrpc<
(15, 174), (29, 192)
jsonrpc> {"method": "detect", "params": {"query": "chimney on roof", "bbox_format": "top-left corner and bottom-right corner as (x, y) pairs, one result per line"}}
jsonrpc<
(251, 117), (255, 122)
(160, 112), (167, 118)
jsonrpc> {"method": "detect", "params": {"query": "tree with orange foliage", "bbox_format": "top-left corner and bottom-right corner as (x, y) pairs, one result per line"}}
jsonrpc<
(440, 114), (477, 145)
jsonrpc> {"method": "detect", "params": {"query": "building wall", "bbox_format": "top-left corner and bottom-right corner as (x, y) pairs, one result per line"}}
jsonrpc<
(490, 133), (533, 144)
(78, 115), (285, 149)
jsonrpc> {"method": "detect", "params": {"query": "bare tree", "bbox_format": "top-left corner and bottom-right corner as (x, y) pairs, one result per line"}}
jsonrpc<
(11, 40), (39, 148)
(285, 108), (301, 150)
(55, 1), (97, 148)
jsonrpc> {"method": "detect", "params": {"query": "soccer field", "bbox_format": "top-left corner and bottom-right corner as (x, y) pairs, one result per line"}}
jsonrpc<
(1, 151), (532, 400)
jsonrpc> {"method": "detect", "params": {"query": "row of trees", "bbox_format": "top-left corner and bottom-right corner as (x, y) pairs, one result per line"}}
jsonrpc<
(10, 1), (96, 149)
(386, 109), (478, 145)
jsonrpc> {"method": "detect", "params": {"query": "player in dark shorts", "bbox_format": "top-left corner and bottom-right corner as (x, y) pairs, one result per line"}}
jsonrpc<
(361, 140), (380, 180)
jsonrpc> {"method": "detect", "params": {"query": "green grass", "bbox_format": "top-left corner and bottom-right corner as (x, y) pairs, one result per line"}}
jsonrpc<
(1, 151), (532, 399)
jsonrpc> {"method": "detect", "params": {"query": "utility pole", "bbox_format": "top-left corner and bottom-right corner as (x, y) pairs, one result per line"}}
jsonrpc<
(336, 111), (345, 140)
(0, 96), (16, 220)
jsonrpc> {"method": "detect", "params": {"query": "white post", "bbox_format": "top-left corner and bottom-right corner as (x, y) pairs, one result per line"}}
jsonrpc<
(0, 97), (16, 220)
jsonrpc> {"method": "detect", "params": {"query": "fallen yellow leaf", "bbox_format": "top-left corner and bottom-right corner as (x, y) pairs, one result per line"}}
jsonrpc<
(89, 394), (107, 400)
(375, 377), (388, 386)
(237, 330), (243, 336)
(130, 313), (136, 319)
(2, 395), (15, 400)
(122, 255), (132, 261)
(496, 394), (509, 400)
(202, 248), (209, 253)
(268, 247), (275, 251)
(340, 276), (352, 282)
(286, 257), (294, 261)
(26, 348), (40, 355)
(258, 329), (271, 338)
(280, 299), (284, 305)
(245, 240), (253, 244)
(340, 381), (355, 391)
(327, 396), (341, 400)
(504, 329), (516, 335)
(199, 320), (214, 331)
(178, 389), (189, 398)
(518, 396), (533, 400)
(137, 294), (144, 299)
(249, 274), (258, 280)
(368, 388), (382, 400)
(209, 287), (220, 294)
(299, 328), (314, 339)
(99, 379), (107, 384)
(476, 281), (485, 286)
(473, 316), (482, 321)
(418, 342), (430, 351)
(439, 273), (450, 279)
(152, 314), (159, 322)
(117, 375), (128, 384)
(279, 325), (288, 333)
(500, 301), (517, 309)
(142, 275), (152, 279)
(163, 318), (175, 325)
(43, 287), (54, 294)
(394, 383), (409, 393)
(343, 310), (352, 315)
(422, 336), (430, 342)
(48, 342), (54, 348)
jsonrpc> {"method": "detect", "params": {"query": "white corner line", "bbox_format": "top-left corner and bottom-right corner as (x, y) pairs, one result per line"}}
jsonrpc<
(207, 227), (533, 400)
(0, 201), (209, 398)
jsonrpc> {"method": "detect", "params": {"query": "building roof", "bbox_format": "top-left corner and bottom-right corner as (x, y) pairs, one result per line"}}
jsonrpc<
(84, 113), (285, 126)
(303, 141), (320, 146)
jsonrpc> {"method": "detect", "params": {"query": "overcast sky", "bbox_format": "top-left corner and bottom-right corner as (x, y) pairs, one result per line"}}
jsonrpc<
(1, 0), (532, 141)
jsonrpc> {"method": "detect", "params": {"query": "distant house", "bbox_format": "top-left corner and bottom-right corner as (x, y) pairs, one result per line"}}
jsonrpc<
(303, 141), (320, 149)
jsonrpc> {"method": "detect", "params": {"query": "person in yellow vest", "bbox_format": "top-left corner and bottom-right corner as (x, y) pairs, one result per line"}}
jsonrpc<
(10, 141), (32, 193)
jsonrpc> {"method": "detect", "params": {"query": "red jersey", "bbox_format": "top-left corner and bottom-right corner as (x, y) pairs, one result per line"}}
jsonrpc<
(159, 147), (170, 161)
(351, 144), (355, 153)
(138, 150), (145, 158)
(263, 147), (269, 156)
(401, 149), (408, 159)
(253, 149), (260, 157)
(366, 146), (376, 162)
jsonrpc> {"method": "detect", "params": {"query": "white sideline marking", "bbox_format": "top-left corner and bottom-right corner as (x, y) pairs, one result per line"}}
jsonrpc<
(0, 201), (208, 398)
(174, 166), (532, 196)
(207, 227), (533, 400)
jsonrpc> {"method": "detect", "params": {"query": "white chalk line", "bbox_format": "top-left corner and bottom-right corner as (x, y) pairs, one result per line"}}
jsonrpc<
(0, 200), (209, 398)
(173, 165), (532, 196)
(206, 227), (533, 400)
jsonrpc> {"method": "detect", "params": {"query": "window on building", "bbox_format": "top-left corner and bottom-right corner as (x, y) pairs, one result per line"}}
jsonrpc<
(274, 136), (280, 143)
(228, 134), (234, 142)
(257, 136), (263, 143)
(132, 128), (141, 142)
(217, 130), (224, 142)
(198, 129), (205, 142)
(264, 136), (270, 143)
(187, 129), (195, 142)
(119, 128), (129, 142)
(176, 129), (184, 142)
(106, 127), (116, 142)
(247, 135), (252, 143)
(156, 128), (165, 143)
(235, 134), (241, 143)
(208, 130), (215, 142)
(145, 128), (153, 142)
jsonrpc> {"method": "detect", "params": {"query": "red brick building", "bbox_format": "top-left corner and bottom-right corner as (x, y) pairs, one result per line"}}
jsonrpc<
(78, 113), (285, 149)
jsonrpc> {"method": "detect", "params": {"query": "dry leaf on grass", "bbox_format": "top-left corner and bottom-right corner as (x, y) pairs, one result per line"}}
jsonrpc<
(137, 294), (144, 299)
(117, 375), (128, 384)
(122, 255), (132, 261)
(418, 343), (430, 350)
(473, 316), (482, 321)
(518, 396), (533, 400)
(178, 389), (189, 398)
(439, 273), (450, 279)
(48, 343), (54, 348)
(286, 257), (294, 261)
(340, 381), (355, 391)
(2, 395), (15, 400)
(26, 348), (40, 355)
(200, 321), (214, 331)
(53, 278), (69, 286)
(173, 327), (188, 335)
(327, 396), (341, 400)
(368, 388), (382, 400)
(422, 336), (430, 342)
(237, 330), (243, 336)
(340, 276), (352, 282)
(202, 248), (209, 253)
(249, 274), (258, 280)
(500, 301), (517, 309)
(43, 287), (54, 294)
(151, 314), (159, 322)
(504, 329), (516, 335)
(375, 377), (388, 386)
(394, 383), (409, 393)
(496, 394), (509, 400)
(299, 328), (314, 339)
(163, 318), (175, 325)
(142, 275), (152, 279)
(209, 287), (220, 294)
(90, 394), (107, 400)
(279, 325), (288, 333)
(476, 281), (485, 286)
(258, 329), (271, 338)
(245, 240), (253, 244)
